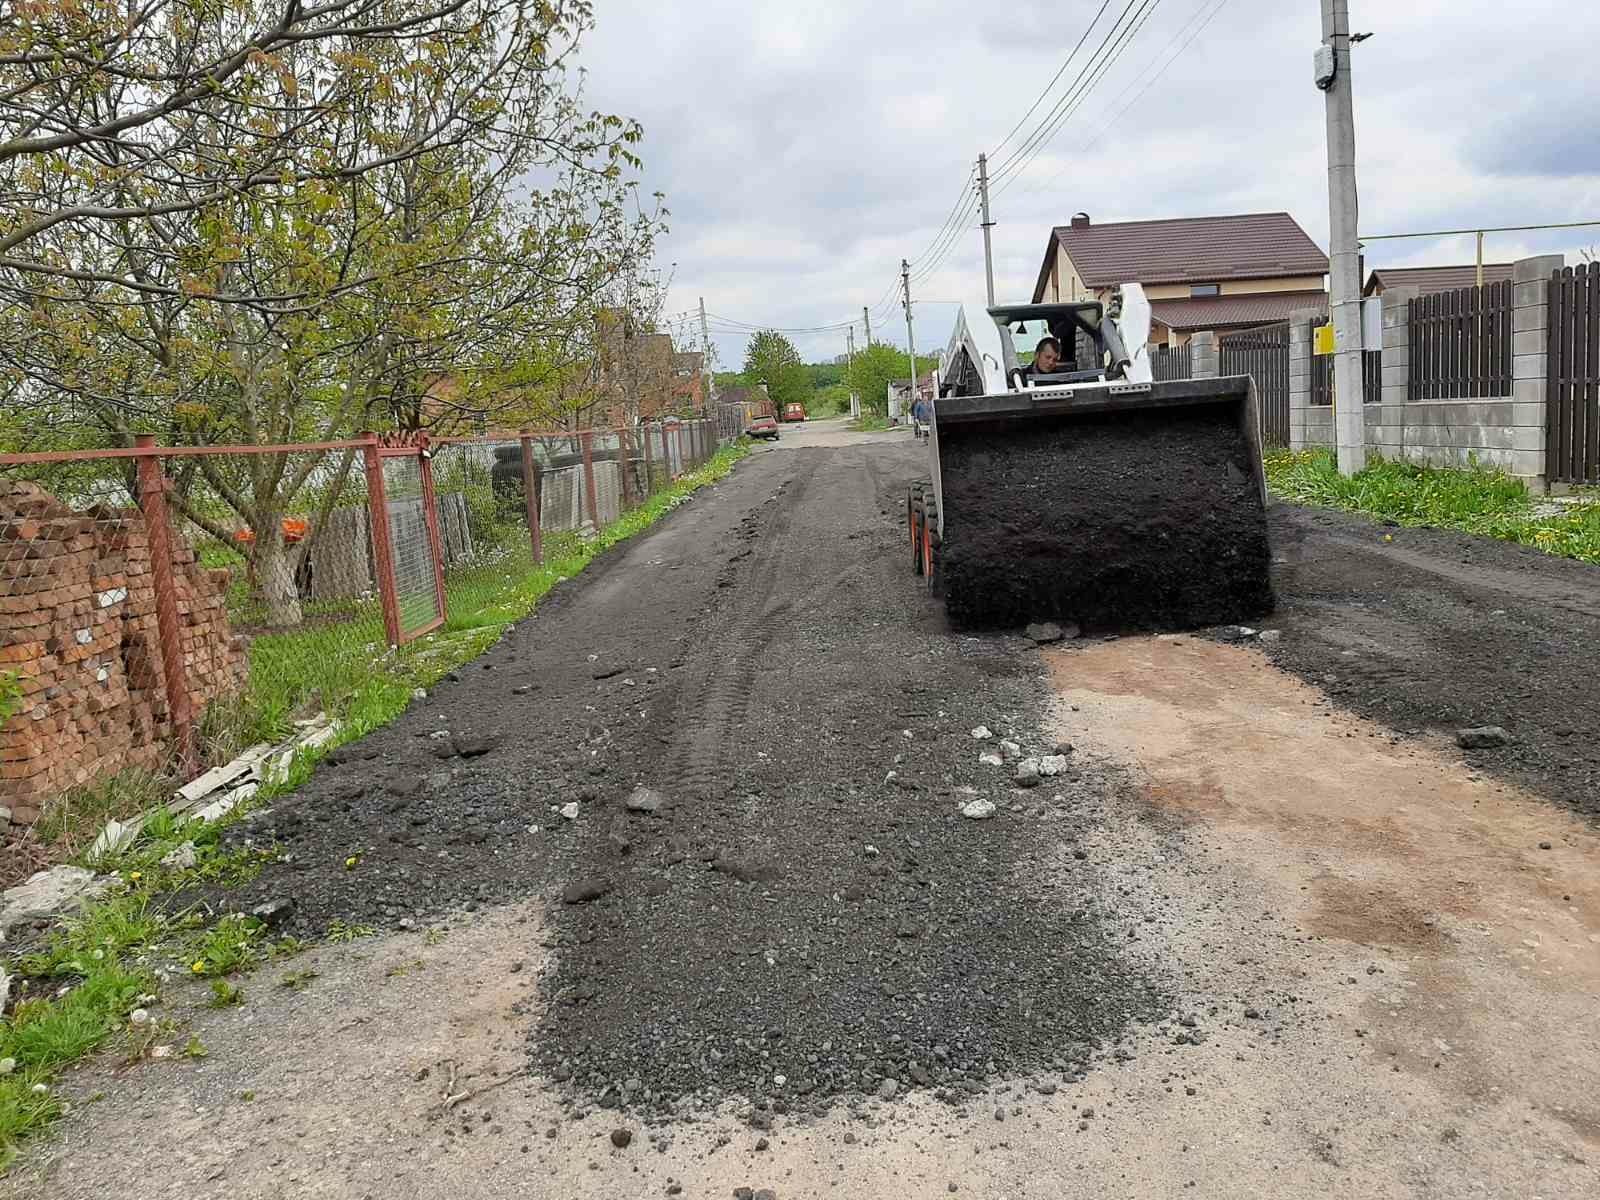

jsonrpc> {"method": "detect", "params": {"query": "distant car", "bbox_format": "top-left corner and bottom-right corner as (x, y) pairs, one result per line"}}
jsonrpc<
(781, 402), (806, 423)
(746, 415), (780, 441)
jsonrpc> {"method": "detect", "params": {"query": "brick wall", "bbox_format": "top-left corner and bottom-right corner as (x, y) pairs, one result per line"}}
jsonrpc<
(0, 481), (247, 825)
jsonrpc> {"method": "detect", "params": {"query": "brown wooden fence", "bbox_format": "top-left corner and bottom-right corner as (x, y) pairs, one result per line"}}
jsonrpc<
(1547, 261), (1600, 485)
(1220, 323), (1290, 446)
(1407, 281), (1513, 399)
(1150, 343), (1192, 382)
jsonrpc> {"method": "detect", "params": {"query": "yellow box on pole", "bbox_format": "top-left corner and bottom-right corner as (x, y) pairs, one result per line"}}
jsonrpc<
(1313, 323), (1336, 356)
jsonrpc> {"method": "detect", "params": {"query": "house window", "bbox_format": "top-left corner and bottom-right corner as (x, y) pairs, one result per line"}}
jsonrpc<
(1190, 283), (1220, 297)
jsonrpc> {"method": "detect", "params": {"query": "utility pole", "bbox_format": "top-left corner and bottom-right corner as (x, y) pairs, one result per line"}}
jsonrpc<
(698, 296), (714, 406)
(901, 259), (919, 425)
(862, 306), (872, 346)
(1318, 0), (1365, 476)
(977, 153), (996, 307)
(846, 325), (859, 418)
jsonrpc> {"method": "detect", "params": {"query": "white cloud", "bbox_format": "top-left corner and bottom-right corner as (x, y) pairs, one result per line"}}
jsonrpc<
(578, 0), (1600, 366)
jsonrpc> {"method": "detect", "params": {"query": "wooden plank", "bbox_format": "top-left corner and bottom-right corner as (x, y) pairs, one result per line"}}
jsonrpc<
(1549, 269), (1565, 481)
(1580, 262), (1593, 483)
(1430, 292), (1441, 400)
(1575, 266), (1591, 483)
(1472, 284), (1485, 397)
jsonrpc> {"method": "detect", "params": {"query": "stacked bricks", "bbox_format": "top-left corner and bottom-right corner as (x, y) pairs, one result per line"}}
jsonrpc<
(0, 480), (246, 825)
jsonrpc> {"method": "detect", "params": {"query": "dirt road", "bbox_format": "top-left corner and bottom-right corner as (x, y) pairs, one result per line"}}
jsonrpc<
(9, 424), (1599, 1199)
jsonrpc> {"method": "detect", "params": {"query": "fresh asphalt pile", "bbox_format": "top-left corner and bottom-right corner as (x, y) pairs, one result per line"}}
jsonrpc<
(937, 404), (1274, 631)
(1263, 502), (1600, 821)
(217, 441), (1164, 1114)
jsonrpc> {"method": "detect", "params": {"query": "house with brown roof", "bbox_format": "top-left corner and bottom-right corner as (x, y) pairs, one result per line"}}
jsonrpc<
(1364, 264), (1515, 297)
(1031, 212), (1329, 346)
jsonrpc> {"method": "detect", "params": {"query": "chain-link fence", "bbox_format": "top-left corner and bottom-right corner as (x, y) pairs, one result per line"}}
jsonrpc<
(1, 419), (730, 836)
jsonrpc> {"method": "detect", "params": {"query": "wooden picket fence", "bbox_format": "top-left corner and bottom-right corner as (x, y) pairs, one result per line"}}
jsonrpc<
(1547, 262), (1600, 485)
(1407, 281), (1514, 400)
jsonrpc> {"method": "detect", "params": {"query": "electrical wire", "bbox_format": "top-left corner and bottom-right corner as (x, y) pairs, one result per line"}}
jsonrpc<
(988, 0), (1115, 161)
(989, 0), (1164, 194)
(1025, 0), (1232, 197)
(987, 0), (1146, 181)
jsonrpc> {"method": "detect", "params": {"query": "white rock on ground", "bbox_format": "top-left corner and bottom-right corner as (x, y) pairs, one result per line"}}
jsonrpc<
(970, 726), (993, 740)
(961, 799), (997, 820)
(559, 802), (581, 821)
(1015, 759), (1042, 788)
(998, 739), (1022, 757)
(159, 841), (197, 870)
(0, 865), (112, 939)
(979, 752), (1004, 768)
(1038, 755), (1069, 777)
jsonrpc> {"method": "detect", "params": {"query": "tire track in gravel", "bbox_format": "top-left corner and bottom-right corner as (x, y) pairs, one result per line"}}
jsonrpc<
(645, 454), (820, 804)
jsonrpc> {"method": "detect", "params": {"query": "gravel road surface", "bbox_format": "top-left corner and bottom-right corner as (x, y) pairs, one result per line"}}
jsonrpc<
(8, 417), (1598, 1199)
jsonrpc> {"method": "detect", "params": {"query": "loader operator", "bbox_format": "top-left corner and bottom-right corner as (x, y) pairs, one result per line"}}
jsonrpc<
(1018, 336), (1062, 383)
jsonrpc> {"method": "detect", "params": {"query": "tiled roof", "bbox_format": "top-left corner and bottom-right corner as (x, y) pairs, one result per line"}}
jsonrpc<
(1151, 290), (1327, 333)
(1035, 212), (1328, 298)
(1364, 264), (1515, 295)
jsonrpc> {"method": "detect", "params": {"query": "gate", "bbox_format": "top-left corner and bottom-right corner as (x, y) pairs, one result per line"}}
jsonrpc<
(1150, 343), (1192, 382)
(1548, 262), (1600, 485)
(1220, 323), (1290, 447)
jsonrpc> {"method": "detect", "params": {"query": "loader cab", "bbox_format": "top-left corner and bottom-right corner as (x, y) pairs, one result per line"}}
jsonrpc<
(991, 302), (1107, 390)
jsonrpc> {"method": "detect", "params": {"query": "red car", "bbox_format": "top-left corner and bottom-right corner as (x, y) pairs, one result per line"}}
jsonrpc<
(781, 402), (806, 423)
(746, 415), (780, 440)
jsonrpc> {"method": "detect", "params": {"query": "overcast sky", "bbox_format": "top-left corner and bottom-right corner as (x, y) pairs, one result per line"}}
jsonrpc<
(579, 0), (1600, 369)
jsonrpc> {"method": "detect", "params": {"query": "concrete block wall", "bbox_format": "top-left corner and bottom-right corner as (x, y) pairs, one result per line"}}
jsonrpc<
(1189, 331), (1218, 379)
(1359, 255), (1559, 487)
(1288, 308), (1332, 451)
(1284, 256), (1558, 488)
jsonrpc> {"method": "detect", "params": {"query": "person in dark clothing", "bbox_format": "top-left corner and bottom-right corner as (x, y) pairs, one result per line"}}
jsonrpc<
(1015, 335), (1062, 386)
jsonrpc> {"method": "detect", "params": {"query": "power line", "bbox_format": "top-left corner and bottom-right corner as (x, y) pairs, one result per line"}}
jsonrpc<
(990, 0), (1164, 196)
(988, 0), (1147, 182)
(1025, 0), (1230, 197)
(988, 0), (1115, 161)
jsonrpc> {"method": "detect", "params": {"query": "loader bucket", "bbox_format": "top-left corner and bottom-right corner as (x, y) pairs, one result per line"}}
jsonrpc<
(928, 376), (1274, 631)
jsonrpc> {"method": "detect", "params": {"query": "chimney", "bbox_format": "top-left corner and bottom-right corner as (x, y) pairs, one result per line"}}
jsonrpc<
(1070, 212), (1091, 229)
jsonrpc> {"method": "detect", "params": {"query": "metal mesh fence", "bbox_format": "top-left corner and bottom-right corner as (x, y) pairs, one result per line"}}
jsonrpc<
(0, 419), (732, 840)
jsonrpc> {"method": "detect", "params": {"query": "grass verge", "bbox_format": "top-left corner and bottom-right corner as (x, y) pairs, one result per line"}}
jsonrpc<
(1264, 449), (1600, 565)
(0, 439), (750, 1172)
(848, 413), (893, 433)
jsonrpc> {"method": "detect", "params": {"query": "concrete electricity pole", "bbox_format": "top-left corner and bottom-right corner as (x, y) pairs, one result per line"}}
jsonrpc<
(901, 259), (919, 422)
(1318, 0), (1365, 476)
(846, 325), (859, 417)
(862, 306), (873, 346)
(977, 153), (996, 307)
(698, 297), (715, 405)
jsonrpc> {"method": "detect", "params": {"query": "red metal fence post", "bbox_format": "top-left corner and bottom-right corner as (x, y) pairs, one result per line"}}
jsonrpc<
(520, 429), (543, 563)
(580, 431), (600, 531)
(416, 440), (448, 628)
(134, 435), (197, 775)
(361, 432), (403, 646)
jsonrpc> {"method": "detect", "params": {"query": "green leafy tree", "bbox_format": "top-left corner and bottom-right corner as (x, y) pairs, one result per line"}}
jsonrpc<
(843, 343), (914, 415)
(742, 331), (809, 410)
(0, 1), (663, 628)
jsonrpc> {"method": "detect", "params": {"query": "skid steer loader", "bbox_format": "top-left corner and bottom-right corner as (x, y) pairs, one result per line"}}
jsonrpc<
(907, 284), (1274, 630)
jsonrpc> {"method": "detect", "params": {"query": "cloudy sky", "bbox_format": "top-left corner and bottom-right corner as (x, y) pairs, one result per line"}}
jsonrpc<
(579, 0), (1600, 369)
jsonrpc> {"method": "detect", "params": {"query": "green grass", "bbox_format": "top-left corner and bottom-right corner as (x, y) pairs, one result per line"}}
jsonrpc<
(0, 440), (751, 1174)
(186, 915), (263, 978)
(216, 440), (750, 772)
(2, 898), (158, 1171)
(1265, 449), (1600, 564)
(848, 412), (892, 433)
